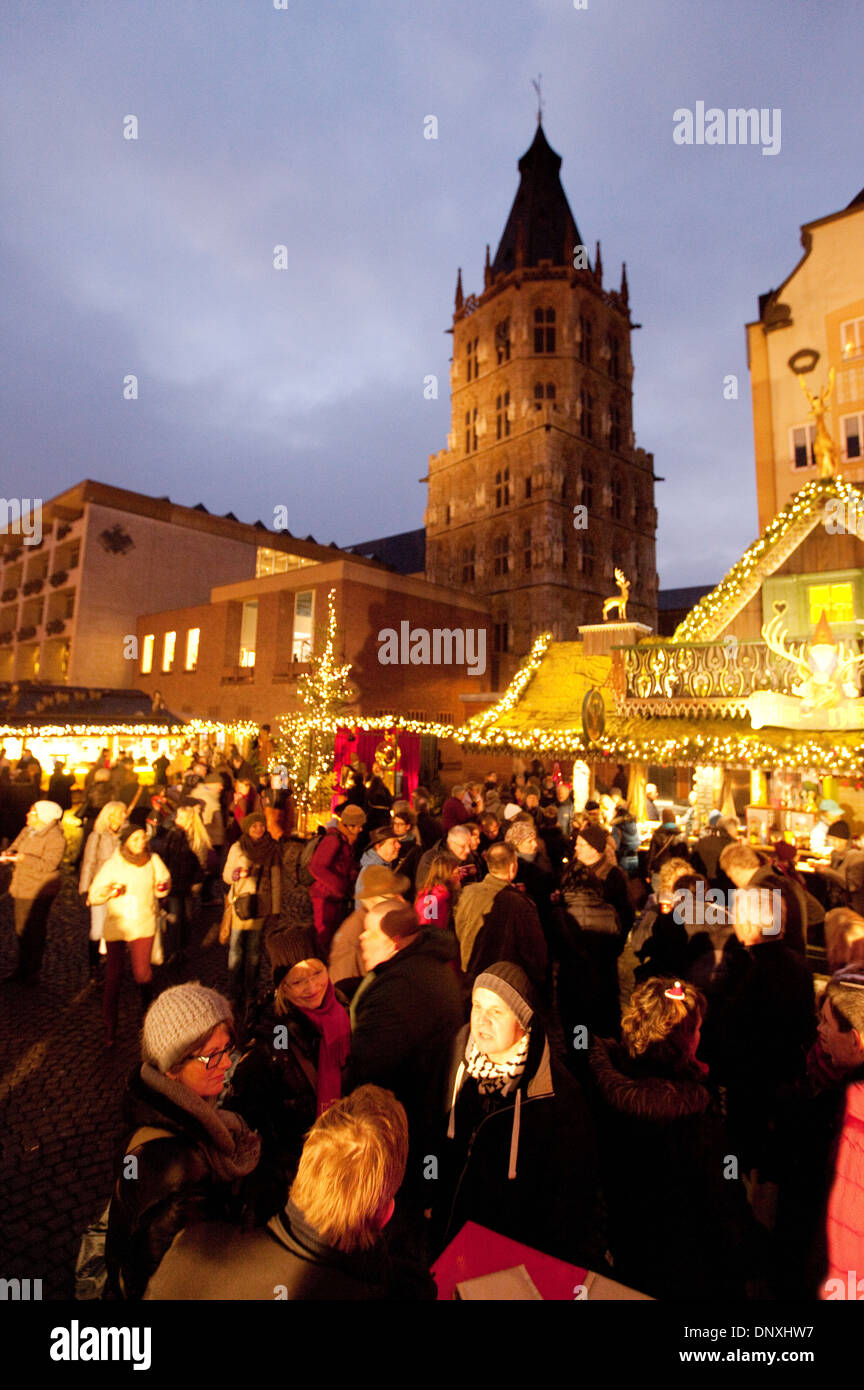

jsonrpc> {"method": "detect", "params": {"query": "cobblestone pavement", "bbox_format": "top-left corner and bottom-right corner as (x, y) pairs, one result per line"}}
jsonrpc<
(0, 849), (236, 1301)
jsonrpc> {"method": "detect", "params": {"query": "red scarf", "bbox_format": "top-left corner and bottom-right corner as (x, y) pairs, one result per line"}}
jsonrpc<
(296, 980), (351, 1115)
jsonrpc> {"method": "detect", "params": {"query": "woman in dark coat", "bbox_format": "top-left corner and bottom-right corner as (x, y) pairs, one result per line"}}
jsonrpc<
(225, 927), (351, 1219)
(588, 975), (749, 1300)
(433, 961), (603, 1269)
(105, 984), (260, 1300)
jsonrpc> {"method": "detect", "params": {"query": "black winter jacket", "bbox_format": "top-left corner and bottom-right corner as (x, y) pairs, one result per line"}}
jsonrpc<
(588, 1036), (750, 1299)
(434, 1021), (604, 1269)
(344, 929), (464, 1186)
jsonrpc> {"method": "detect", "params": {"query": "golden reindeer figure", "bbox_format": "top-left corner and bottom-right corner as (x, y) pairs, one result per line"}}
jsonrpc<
(603, 568), (630, 621)
(798, 368), (839, 478)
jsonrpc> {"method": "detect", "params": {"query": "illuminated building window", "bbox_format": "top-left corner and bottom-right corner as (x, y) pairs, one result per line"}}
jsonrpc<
(842, 414), (863, 461)
(791, 424), (816, 469)
(293, 590), (314, 661)
(141, 634), (154, 674)
(255, 548), (317, 578)
(534, 307), (555, 354)
(808, 583), (854, 627)
(239, 600), (257, 668)
(841, 318), (864, 361)
(162, 631), (176, 672)
(185, 628), (200, 671)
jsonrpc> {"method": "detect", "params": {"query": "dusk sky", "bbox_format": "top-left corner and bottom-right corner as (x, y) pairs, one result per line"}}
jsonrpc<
(2, 0), (861, 588)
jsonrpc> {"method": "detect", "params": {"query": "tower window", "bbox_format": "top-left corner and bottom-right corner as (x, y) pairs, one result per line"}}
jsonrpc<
(582, 535), (594, 577)
(533, 382), (555, 409)
(611, 476), (623, 520)
(582, 468), (594, 510)
(493, 534), (510, 576)
(496, 391), (511, 439)
(609, 403), (622, 453)
(495, 468), (510, 508)
(461, 546), (476, 583)
(525, 475), (532, 499)
(523, 529), (532, 572)
(493, 621), (510, 653)
(465, 407), (477, 453)
(607, 334), (621, 379)
(466, 336), (479, 381)
(580, 389), (593, 440)
(579, 316), (593, 365)
(533, 307), (555, 353)
(495, 318), (511, 364)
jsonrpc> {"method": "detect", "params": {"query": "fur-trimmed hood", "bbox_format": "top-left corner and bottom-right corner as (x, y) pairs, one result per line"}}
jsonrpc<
(589, 1035), (712, 1121)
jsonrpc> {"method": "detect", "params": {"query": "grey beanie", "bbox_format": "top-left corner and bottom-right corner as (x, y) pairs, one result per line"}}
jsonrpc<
(474, 962), (535, 1029)
(141, 982), (233, 1072)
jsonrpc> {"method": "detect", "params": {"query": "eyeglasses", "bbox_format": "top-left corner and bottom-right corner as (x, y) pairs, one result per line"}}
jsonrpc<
(191, 1045), (233, 1070)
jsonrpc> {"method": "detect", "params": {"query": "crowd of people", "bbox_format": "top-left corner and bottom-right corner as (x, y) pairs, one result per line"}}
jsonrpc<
(3, 742), (864, 1302)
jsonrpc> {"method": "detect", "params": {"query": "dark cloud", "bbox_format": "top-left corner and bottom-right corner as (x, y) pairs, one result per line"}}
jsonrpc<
(2, 0), (859, 590)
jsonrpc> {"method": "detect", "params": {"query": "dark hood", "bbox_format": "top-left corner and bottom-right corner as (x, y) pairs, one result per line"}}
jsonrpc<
(589, 1036), (712, 1121)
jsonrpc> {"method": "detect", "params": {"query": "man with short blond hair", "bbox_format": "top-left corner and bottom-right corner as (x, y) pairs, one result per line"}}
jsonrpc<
(145, 1085), (434, 1299)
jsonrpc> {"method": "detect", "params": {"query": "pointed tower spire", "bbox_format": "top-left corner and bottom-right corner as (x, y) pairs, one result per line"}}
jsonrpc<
(594, 240), (603, 286)
(455, 267), (463, 312)
(484, 243), (492, 288)
(620, 261), (629, 306)
(490, 124), (582, 276)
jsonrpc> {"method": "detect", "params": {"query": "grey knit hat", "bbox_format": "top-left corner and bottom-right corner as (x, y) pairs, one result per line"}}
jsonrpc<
(141, 983), (233, 1072)
(473, 963), (535, 1029)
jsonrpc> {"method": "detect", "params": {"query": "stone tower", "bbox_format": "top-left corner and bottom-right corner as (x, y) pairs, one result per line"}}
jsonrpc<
(424, 122), (658, 683)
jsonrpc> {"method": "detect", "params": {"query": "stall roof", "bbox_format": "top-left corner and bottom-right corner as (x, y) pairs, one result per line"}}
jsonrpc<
(0, 684), (186, 736)
(461, 636), (864, 772)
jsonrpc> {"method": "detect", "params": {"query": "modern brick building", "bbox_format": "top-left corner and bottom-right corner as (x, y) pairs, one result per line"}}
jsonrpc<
(424, 121), (658, 681)
(134, 557), (492, 728)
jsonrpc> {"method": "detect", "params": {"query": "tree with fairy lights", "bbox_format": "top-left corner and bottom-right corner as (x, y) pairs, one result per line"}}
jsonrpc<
(276, 588), (352, 829)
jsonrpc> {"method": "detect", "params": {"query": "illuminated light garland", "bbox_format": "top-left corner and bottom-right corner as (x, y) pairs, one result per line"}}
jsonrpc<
(0, 723), (184, 738)
(463, 632), (553, 732)
(187, 719), (260, 740)
(674, 477), (864, 643)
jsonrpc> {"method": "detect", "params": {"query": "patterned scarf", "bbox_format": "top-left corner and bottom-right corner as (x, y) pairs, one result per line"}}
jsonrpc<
(465, 1030), (531, 1094)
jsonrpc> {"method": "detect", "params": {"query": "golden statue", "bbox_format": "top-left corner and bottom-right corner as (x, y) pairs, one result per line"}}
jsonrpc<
(602, 568), (630, 621)
(798, 368), (839, 478)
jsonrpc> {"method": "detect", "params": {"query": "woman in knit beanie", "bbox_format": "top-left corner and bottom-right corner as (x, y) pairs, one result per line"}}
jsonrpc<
(433, 961), (603, 1270)
(105, 982), (261, 1300)
(224, 928), (350, 1219)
